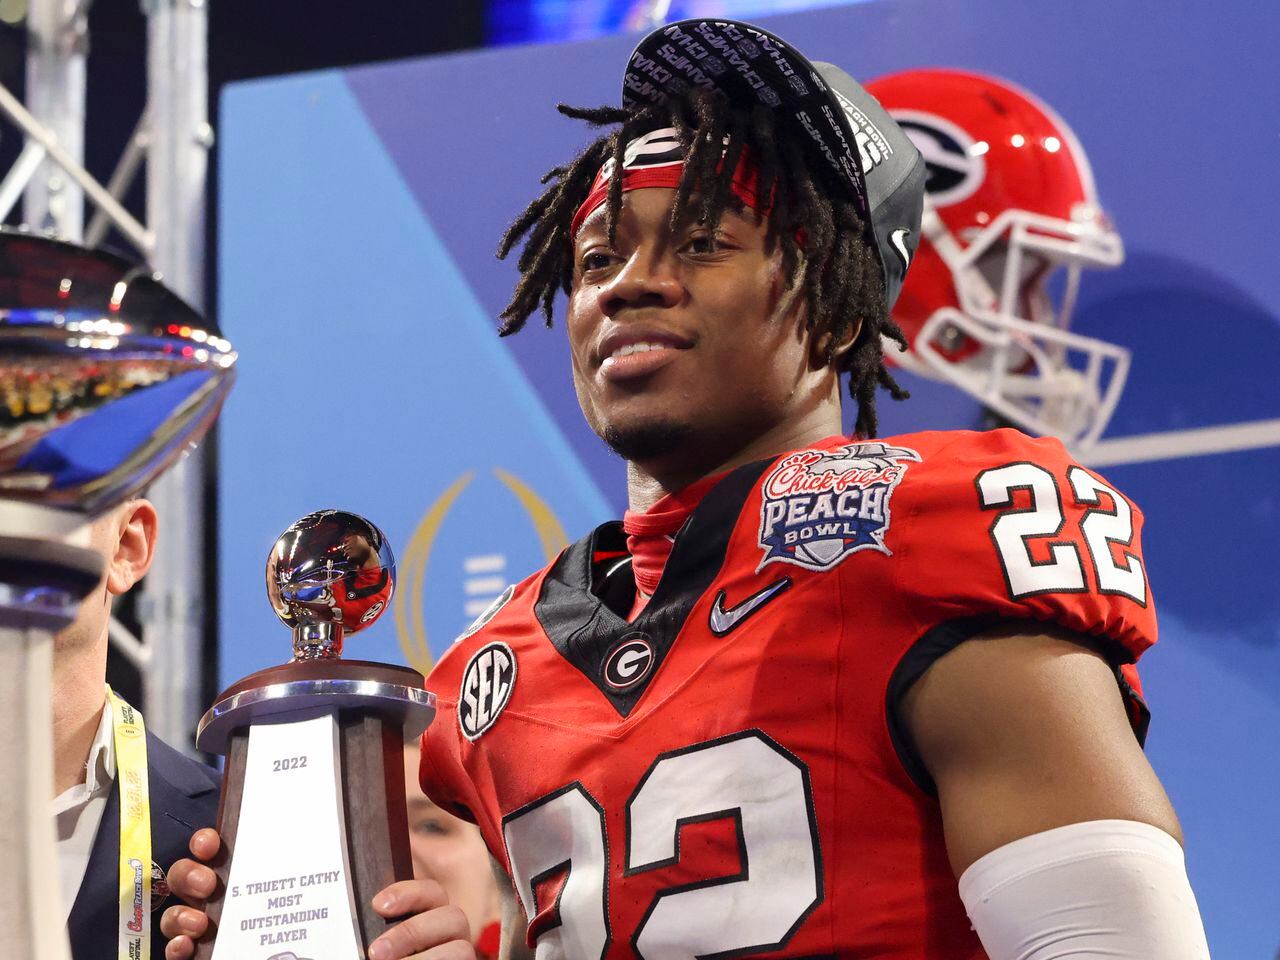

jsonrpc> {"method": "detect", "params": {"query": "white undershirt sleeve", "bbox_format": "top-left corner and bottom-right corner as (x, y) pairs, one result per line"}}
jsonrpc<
(957, 819), (1211, 960)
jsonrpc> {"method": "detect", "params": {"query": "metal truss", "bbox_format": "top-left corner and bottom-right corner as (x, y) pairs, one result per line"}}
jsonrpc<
(0, 0), (211, 752)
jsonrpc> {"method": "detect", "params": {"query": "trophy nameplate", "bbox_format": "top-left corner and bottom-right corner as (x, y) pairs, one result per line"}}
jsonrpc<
(195, 511), (435, 959)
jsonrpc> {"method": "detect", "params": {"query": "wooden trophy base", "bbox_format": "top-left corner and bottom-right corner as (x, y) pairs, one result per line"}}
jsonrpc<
(194, 659), (435, 959)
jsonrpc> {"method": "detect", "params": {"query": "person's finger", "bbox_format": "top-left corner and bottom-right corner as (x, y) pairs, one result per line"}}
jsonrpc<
(167, 857), (218, 902)
(371, 878), (449, 918)
(159, 904), (210, 940)
(402, 939), (476, 960)
(366, 904), (470, 960)
(189, 827), (221, 861)
(164, 933), (195, 960)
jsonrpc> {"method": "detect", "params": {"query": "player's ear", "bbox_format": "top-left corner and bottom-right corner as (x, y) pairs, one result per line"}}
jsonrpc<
(105, 498), (159, 597)
(810, 317), (863, 370)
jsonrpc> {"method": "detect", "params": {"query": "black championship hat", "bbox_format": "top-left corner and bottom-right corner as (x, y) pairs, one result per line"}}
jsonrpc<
(622, 19), (926, 309)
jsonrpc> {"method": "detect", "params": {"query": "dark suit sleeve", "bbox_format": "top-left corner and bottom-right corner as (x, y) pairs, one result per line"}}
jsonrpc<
(67, 732), (221, 960)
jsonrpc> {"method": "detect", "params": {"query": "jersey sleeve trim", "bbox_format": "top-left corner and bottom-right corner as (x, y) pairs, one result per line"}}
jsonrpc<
(1117, 665), (1151, 745)
(885, 616), (997, 795)
(885, 616), (1154, 796)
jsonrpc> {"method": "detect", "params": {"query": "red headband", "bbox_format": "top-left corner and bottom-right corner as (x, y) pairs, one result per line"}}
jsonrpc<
(570, 127), (768, 239)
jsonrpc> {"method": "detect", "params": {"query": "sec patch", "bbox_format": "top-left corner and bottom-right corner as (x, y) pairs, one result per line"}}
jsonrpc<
(458, 642), (516, 741)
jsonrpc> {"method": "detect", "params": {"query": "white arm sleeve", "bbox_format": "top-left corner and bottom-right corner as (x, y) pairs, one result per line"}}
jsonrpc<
(958, 819), (1210, 960)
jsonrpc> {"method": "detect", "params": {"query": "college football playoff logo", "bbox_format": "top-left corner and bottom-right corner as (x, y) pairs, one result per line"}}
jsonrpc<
(458, 642), (517, 741)
(758, 442), (921, 572)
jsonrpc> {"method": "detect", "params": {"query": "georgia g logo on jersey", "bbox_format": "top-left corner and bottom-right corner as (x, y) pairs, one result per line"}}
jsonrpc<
(602, 635), (655, 691)
(758, 442), (921, 572)
(458, 642), (517, 741)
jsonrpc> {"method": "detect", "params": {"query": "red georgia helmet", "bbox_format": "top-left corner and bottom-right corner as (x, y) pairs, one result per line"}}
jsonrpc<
(864, 68), (1128, 448)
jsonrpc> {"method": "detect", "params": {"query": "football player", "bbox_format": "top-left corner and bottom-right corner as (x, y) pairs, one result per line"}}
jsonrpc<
(163, 19), (1211, 960)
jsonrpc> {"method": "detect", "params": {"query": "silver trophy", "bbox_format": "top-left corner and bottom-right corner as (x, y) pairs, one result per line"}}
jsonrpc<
(0, 227), (236, 959)
(194, 511), (435, 960)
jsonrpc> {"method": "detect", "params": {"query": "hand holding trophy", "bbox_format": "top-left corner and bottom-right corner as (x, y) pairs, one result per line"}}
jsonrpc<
(194, 510), (435, 959)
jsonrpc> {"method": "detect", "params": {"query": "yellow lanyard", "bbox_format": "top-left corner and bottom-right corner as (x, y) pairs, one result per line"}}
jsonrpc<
(107, 687), (151, 960)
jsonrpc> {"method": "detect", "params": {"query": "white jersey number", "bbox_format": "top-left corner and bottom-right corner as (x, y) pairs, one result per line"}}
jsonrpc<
(502, 730), (821, 960)
(977, 462), (1146, 604)
(1068, 466), (1148, 604)
(501, 784), (610, 960)
(977, 463), (1086, 598)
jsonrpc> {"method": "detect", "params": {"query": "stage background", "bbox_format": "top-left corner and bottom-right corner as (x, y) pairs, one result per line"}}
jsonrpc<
(218, 2), (1280, 953)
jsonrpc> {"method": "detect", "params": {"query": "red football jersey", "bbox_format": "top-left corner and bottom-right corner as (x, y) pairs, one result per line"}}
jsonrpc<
(330, 565), (392, 627)
(420, 429), (1155, 959)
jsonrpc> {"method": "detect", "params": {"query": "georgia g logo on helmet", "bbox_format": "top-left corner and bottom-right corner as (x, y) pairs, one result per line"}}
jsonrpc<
(888, 109), (987, 207)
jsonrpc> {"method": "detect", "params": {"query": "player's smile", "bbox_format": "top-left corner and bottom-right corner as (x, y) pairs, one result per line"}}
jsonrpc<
(566, 186), (821, 471)
(595, 324), (694, 382)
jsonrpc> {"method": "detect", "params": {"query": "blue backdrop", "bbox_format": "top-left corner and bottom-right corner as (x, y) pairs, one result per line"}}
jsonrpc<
(219, 2), (1280, 953)
(485, 0), (856, 45)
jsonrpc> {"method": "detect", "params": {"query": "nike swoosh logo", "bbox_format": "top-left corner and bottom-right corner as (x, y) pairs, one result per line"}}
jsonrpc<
(708, 577), (793, 636)
(889, 227), (912, 270)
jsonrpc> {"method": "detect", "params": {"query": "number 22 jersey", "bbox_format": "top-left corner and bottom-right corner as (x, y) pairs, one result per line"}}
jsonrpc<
(419, 429), (1156, 959)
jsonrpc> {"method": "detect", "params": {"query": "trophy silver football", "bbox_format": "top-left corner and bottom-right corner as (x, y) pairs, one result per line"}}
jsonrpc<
(0, 227), (236, 959)
(267, 510), (397, 661)
(195, 512), (434, 960)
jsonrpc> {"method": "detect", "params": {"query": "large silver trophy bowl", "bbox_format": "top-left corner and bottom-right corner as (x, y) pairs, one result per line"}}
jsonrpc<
(0, 227), (235, 958)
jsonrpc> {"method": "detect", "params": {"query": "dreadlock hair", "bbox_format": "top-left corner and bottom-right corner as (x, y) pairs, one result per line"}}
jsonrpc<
(495, 89), (910, 439)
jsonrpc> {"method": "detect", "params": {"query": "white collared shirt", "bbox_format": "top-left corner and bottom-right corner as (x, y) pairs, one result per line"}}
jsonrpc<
(53, 695), (116, 920)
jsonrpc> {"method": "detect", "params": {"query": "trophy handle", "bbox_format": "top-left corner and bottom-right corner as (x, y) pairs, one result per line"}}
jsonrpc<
(192, 731), (245, 960)
(192, 709), (416, 958)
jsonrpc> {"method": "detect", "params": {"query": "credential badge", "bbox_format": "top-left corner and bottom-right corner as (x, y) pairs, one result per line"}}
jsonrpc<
(758, 442), (921, 572)
(459, 641), (517, 741)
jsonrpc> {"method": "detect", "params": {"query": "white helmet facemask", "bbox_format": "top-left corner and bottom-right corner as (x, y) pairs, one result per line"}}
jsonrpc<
(901, 202), (1128, 449)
